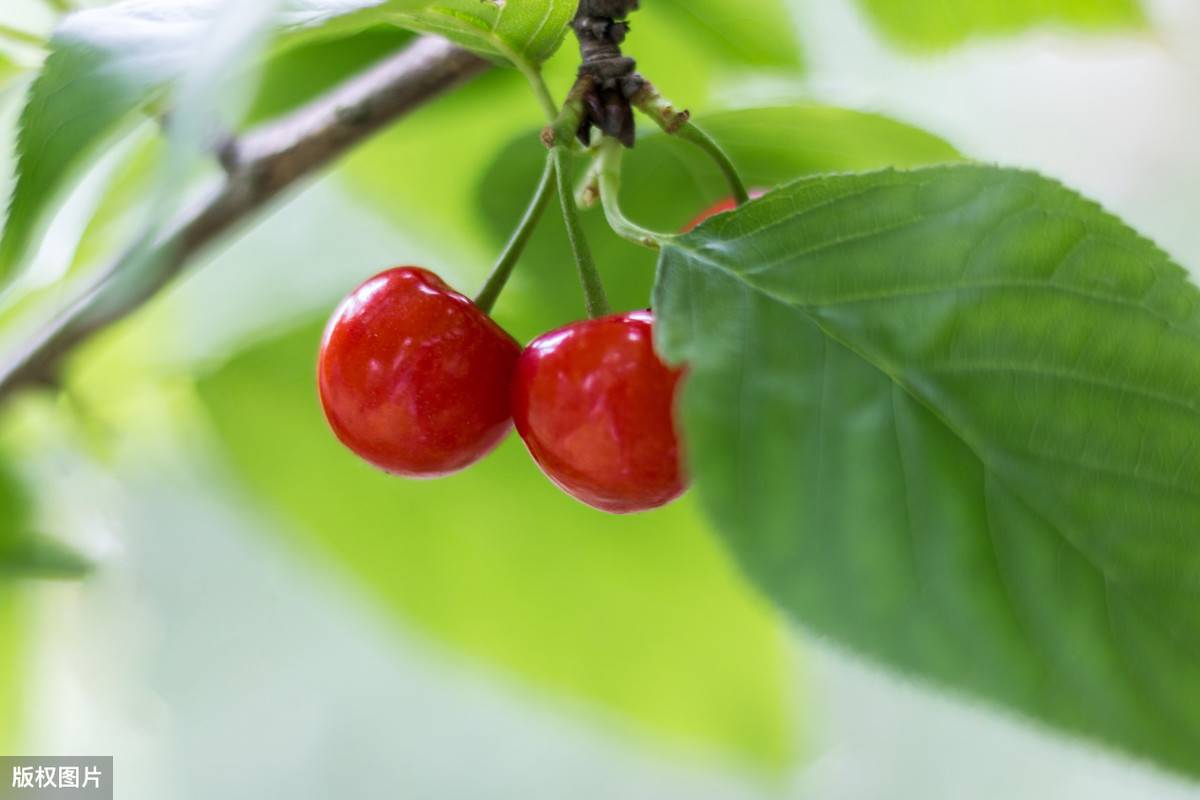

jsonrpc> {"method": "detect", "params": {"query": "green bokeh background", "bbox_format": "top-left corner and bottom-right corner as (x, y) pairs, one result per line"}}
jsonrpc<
(3, 0), (1198, 796)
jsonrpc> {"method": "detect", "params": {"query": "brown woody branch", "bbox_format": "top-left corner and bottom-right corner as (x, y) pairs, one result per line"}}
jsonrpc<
(571, 0), (644, 146)
(0, 35), (488, 398)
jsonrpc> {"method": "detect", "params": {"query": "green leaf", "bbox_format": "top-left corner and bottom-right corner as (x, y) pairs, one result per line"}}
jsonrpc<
(0, 535), (92, 579)
(197, 321), (792, 769)
(0, 587), (25, 751)
(0, 20), (44, 51)
(392, 0), (576, 68)
(0, 459), (88, 580)
(858, 0), (1145, 51)
(477, 105), (960, 343)
(244, 24), (414, 125)
(639, 0), (802, 70)
(0, 51), (21, 92)
(0, 0), (428, 282)
(0, 459), (30, 539)
(654, 165), (1200, 777)
(67, 132), (166, 275)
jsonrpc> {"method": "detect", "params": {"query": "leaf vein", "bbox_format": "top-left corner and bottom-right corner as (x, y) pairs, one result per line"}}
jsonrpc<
(930, 361), (1200, 422)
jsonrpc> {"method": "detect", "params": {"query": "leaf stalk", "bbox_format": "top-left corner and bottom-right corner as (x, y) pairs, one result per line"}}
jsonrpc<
(631, 84), (749, 206)
(596, 136), (670, 251)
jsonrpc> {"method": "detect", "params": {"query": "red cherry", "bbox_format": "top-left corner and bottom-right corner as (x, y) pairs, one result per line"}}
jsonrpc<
(318, 267), (521, 477)
(682, 188), (768, 232)
(512, 310), (687, 514)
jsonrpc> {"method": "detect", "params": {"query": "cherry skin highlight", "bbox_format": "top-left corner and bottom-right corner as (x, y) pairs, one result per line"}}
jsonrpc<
(512, 310), (687, 514)
(318, 267), (521, 477)
(682, 188), (768, 232)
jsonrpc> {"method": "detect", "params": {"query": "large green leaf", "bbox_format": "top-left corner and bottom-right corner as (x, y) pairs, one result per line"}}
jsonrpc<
(0, 0), (429, 282)
(197, 322), (792, 768)
(392, 0), (576, 69)
(477, 105), (960, 343)
(858, 0), (1145, 51)
(654, 165), (1200, 777)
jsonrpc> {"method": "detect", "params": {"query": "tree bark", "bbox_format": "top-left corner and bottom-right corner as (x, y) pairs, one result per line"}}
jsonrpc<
(571, 0), (644, 146)
(0, 36), (488, 398)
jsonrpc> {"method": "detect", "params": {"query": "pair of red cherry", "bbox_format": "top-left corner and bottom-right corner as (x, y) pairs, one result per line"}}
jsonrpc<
(317, 267), (684, 514)
(316, 196), (739, 514)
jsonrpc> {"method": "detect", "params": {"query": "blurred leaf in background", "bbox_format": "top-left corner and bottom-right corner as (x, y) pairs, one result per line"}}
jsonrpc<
(645, 0), (803, 70)
(1, 536), (92, 581)
(393, 0), (577, 68)
(0, 24), (411, 375)
(0, 454), (90, 581)
(0, 0), (231, 278)
(0, 0), (435, 284)
(857, 0), (1146, 51)
(198, 324), (792, 769)
(0, 51), (20, 93)
(64, 132), (165, 280)
(245, 25), (415, 125)
(0, 587), (24, 752)
(0, 462), (29, 753)
(0, 458), (28, 540)
(602, 0), (803, 107)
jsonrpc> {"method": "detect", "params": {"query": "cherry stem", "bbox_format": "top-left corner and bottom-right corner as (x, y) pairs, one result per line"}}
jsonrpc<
(474, 154), (557, 314)
(541, 76), (592, 149)
(596, 136), (672, 251)
(553, 147), (611, 318)
(677, 122), (750, 206)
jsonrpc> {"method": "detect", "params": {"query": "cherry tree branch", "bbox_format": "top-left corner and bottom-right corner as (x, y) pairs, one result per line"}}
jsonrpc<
(569, 0), (643, 146)
(0, 35), (488, 398)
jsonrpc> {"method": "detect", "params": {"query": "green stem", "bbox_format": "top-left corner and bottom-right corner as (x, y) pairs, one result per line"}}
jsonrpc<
(630, 83), (750, 206)
(474, 155), (557, 314)
(678, 122), (750, 206)
(0, 23), (44, 48)
(596, 137), (672, 251)
(542, 75), (592, 149)
(553, 147), (610, 318)
(521, 62), (559, 122)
